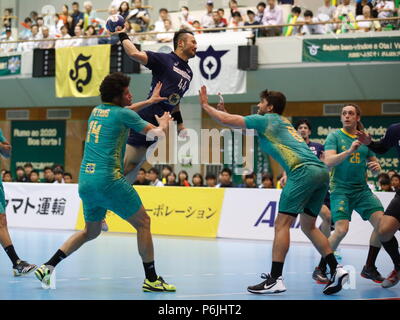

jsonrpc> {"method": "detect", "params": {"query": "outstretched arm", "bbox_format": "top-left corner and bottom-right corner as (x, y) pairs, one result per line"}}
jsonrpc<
(116, 25), (148, 65)
(356, 130), (391, 154)
(0, 140), (11, 158)
(199, 86), (246, 129)
(125, 82), (167, 112)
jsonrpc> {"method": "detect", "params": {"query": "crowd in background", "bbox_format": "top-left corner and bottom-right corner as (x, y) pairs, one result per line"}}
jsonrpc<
(0, 0), (399, 53)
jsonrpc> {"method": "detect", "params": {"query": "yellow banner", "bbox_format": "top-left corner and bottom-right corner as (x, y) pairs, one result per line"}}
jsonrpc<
(55, 45), (110, 98)
(75, 186), (225, 238)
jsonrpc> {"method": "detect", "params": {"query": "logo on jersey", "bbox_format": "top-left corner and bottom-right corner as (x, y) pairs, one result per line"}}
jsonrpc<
(69, 54), (92, 93)
(168, 93), (181, 106)
(196, 46), (228, 80)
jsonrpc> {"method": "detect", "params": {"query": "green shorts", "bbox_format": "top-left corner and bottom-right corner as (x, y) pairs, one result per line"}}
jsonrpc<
(279, 164), (329, 217)
(79, 177), (142, 222)
(0, 182), (5, 214)
(330, 188), (384, 223)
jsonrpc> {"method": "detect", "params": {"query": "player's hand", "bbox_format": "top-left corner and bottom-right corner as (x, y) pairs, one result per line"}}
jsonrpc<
(198, 85), (209, 108)
(349, 140), (361, 153)
(155, 112), (172, 127)
(355, 130), (372, 145)
(367, 160), (381, 175)
(112, 22), (129, 35)
(148, 82), (167, 104)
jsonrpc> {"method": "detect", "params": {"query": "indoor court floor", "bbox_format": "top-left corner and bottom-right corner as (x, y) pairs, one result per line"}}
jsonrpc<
(0, 228), (398, 300)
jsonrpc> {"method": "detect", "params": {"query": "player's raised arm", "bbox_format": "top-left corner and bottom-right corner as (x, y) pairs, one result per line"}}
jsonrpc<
(199, 86), (246, 129)
(0, 140), (11, 158)
(125, 82), (167, 112)
(116, 25), (148, 65)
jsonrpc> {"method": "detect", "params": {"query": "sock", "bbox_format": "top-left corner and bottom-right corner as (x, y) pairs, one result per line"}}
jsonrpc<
(365, 245), (381, 268)
(271, 261), (284, 279)
(318, 257), (327, 272)
(324, 253), (338, 274)
(143, 261), (157, 282)
(45, 249), (67, 268)
(4, 245), (20, 267)
(382, 237), (400, 271)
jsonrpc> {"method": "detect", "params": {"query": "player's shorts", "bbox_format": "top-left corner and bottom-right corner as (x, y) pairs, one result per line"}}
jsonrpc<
(279, 163), (329, 217)
(330, 187), (384, 224)
(0, 182), (5, 214)
(79, 177), (142, 222)
(385, 189), (400, 224)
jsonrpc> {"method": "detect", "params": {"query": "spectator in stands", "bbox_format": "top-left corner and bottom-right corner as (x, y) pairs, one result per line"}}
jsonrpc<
(356, 0), (374, 16)
(156, 19), (175, 42)
(217, 168), (234, 188)
(387, 169), (397, 179)
(36, 17), (45, 35)
(43, 166), (55, 183)
(334, 0), (357, 22)
(161, 165), (173, 185)
(53, 168), (64, 184)
(127, 0), (150, 32)
(284, 6), (302, 36)
(0, 27), (16, 53)
(262, 0), (284, 36)
(55, 25), (72, 48)
(29, 170), (40, 183)
(255, 2), (266, 24)
(217, 8), (229, 26)
(301, 10), (326, 35)
(178, 170), (191, 186)
(119, 1), (131, 20)
(391, 173), (400, 191)
(154, 8), (170, 32)
(260, 172), (274, 188)
(2, 8), (12, 28)
(48, 14), (64, 37)
(165, 172), (178, 186)
(133, 168), (150, 185)
(210, 10), (227, 31)
(178, 6), (195, 30)
(192, 173), (204, 187)
(64, 172), (73, 183)
(22, 24), (41, 51)
(241, 172), (258, 188)
(3, 171), (12, 182)
(228, 0), (246, 23)
(23, 163), (33, 179)
(228, 11), (244, 31)
(205, 173), (217, 187)
(318, 0), (337, 19)
(19, 17), (33, 40)
(375, 0), (396, 27)
(84, 25), (98, 46)
(71, 1), (84, 36)
(245, 10), (261, 36)
(378, 174), (393, 191)
(83, 1), (97, 30)
(148, 167), (164, 186)
(15, 166), (27, 182)
(30, 11), (39, 24)
(201, 0), (215, 29)
(59, 4), (69, 25)
(356, 5), (381, 31)
(38, 26), (55, 49)
(71, 25), (85, 46)
(192, 20), (203, 34)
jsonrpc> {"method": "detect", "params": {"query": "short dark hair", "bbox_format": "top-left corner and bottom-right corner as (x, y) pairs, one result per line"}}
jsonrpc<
(64, 172), (72, 179)
(262, 172), (273, 182)
(192, 173), (204, 185)
(391, 174), (400, 180)
(260, 90), (287, 115)
(380, 176), (391, 186)
(206, 173), (216, 180)
(292, 6), (301, 15)
(232, 11), (241, 18)
(247, 10), (255, 16)
(162, 165), (173, 172)
(138, 168), (147, 173)
(221, 168), (232, 176)
(257, 2), (266, 8)
(295, 119), (311, 131)
(304, 10), (313, 18)
(24, 17), (32, 23)
(182, 6), (189, 10)
(37, 16), (44, 21)
(72, 2), (79, 6)
(44, 166), (53, 172)
(159, 8), (168, 13)
(16, 166), (24, 171)
(173, 29), (194, 51)
(54, 168), (64, 175)
(30, 170), (39, 175)
(24, 162), (33, 168)
(100, 72), (130, 103)
(149, 167), (159, 175)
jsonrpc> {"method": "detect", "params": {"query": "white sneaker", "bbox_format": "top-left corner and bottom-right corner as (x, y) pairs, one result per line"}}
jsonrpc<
(247, 273), (286, 294)
(323, 265), (349, 295)
(382, 269), (400, 288)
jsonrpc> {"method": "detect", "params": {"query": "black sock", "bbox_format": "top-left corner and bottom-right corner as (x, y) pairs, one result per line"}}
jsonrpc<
(45, 249), (67, 268)
(271, 261), (284, 279)
(365, 245), (381, 268)
(318, 257), (327, 272)
(143, 261), (157, 282)
(382, 237), (400, 271)
(324, 253), (338, 274)
(4, 245), (20, 267)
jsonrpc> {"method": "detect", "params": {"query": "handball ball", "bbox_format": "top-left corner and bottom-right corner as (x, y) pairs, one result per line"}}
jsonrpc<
(106, 14), (125, 32)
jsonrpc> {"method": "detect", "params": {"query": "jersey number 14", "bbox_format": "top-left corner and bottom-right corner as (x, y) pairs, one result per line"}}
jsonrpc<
(86, 120), (102, 143)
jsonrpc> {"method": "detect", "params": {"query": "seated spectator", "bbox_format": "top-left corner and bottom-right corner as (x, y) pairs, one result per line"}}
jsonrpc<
(30, 11), (39, 24)
(205, 173), (217, 187)
(84, 25), (98, 46)
(356, 5), (381, 32)
(133, 168), (150, 185)
(161, 165), (173, 185)
(83, 1), (97, 30)
(255, 2), (266, 24)
(334, 0), (357, 33)
(388, 169), (397, 179)
(245, 10), (261, 38)
(259, 172), (274, 188)
(301, 10), (326, 35)
(192, 20), (203, 34)
(0, 27), (16, 53)
(375, 0), (395, 27)
(217, 8), (229, 26)
(15, 166), (27, 182)
(228, 11), (244, 31)
(241, 172), (258, 188)
(217, 168), (234, 188)
(71, 25), (85, 46)
(29, 170), (40, 183)
(318, 0), (337, 19)
(119, 2), (131, 20)
(156, 19), (175, 43)
(24, 163), (33, 180)
(43, 166), (55, 183)
(165, 172), (179, 186)
(19, 17), (33, 40)
(356, 0), (374, 16)
(283, 6), (302, 36)
(192, 173), (204, 187)
(49, 14), (64, 37)
(201, 0), (215, 29)
(210, 10), (227, 32)
(127, 0), (150, 32)
(2, 8), (12, 28)
(36, 16), (45, 36)
(228, 0), (246, 23)
(154, 8), (170, 32)
(55, 25), (73, 48)
(22, 24), (41, 51)
(64, 172), (73, 183)
(59, 4), (69, 26)
(379, 175), (394, 191)
(71, 1), (84, 36)
(148, 167), (164, 186)
(391, 173), (400, 191)
(262, 0), (284, 36)
(178, 170), (191, 186)
(179, 6), (195, 31)
(53, 168), (64, 183)
(2, 170), (13, 182)
(38, 26), (55, 49)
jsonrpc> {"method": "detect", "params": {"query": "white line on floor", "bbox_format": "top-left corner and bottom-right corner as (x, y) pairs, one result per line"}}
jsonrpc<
(100, 277), (113, 280)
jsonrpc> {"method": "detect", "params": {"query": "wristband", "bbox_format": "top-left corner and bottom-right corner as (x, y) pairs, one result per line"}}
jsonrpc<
(118, 32), (130, 43)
